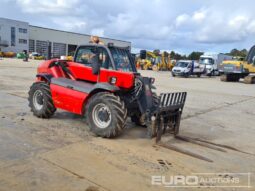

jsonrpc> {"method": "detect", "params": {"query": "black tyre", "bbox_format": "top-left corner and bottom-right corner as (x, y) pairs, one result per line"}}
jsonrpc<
(197, 74), (201, 78)
(86, 92), (127, 138)
(172, 73), (176, 77)
(28, 82), (56, 118)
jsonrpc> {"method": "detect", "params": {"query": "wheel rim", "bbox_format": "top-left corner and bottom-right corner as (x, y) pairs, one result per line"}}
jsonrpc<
(33, 90), (44, 110)
(92, 103), (111, 129)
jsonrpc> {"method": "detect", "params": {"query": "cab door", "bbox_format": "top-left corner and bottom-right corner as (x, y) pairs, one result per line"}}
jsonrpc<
(68, 46), (113, 82)
(68, 45), (135, 89)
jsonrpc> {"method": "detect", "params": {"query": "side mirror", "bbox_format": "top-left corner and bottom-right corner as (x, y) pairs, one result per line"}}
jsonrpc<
(91, 53), (100, 75)
(140, 50), (146, 60)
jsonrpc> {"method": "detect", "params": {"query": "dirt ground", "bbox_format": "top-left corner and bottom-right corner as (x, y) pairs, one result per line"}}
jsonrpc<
(0, 58), (254, 191)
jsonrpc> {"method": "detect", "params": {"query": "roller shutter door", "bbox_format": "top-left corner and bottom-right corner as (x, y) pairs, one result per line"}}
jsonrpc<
(53, 42), (66, 58)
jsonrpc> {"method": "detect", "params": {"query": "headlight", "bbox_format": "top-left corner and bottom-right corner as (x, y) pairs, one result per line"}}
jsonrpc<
(109, 77), (117, 84)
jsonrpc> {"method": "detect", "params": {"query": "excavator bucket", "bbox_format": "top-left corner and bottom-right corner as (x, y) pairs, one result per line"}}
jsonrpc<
(147, 92), (187, 142)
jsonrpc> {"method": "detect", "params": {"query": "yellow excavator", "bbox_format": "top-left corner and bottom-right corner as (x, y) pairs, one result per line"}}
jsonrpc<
(137, 50), (174, 71)
(136, 50), (159, 70)
(157, 51), (174, 71)
(219, 45), (255, 84)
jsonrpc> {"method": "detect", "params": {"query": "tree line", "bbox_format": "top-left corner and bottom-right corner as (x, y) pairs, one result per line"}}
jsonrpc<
(163, 49), (248, 60)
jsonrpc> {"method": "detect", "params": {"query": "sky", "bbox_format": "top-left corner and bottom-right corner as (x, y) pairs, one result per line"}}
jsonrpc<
(1, 0), (255, 54)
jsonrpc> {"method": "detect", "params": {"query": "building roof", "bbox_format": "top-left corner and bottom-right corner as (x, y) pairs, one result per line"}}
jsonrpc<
(0, 17), (131, 44)
(0, 17), (29, 25)
(29, 25), (131, 44)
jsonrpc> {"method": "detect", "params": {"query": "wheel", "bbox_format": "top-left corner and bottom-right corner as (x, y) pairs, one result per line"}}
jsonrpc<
(28, 82), (56, 118)
(86, 92), (127, 138)
(197, 74), (201, 78)
(172, 73), (176, 77)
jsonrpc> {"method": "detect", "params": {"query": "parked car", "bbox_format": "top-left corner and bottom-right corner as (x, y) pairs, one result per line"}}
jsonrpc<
(172, 60), (205, 77)
(29, 52), (41, 59)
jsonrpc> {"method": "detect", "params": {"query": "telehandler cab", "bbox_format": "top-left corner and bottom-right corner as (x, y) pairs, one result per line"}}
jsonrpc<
(28, 42), (187, 139)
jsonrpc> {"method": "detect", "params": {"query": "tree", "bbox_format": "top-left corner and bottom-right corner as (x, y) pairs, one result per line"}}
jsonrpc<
(170, 51), (175, 58)
(229, 49), (248, 57)
(188, 51), (204, 60)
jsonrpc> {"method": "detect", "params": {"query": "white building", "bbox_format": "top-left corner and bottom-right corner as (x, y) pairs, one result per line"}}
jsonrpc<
(0, 18), (29, 53)
(0, 17), (131, 57)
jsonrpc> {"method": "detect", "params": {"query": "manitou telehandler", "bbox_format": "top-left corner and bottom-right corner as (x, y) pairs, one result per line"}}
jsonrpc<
(28, 42), (186, 139)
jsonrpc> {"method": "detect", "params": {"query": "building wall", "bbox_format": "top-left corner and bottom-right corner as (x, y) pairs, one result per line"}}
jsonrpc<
(0, 18), (29, 52)
(0, 17), (131, 57)
(29, 25), (131, 56)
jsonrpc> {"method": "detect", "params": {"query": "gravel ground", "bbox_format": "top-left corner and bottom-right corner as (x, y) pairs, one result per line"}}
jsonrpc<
(0, 58), (254, 191)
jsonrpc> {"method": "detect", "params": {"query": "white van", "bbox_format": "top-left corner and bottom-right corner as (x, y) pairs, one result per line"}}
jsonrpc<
(172, 60), (205, 77)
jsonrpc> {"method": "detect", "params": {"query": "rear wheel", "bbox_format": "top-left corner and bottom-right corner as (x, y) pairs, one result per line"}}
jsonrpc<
(28, 82), (56, 118)
(86, 92), (127, 138)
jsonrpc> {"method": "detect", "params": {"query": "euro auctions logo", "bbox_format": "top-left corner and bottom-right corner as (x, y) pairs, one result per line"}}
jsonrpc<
(151, 173), (251, 188)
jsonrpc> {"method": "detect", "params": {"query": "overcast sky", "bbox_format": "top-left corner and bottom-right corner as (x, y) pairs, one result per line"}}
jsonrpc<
(1, 0), (255, 54)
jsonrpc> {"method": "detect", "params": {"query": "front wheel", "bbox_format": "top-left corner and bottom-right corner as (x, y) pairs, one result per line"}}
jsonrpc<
(86, 92), (127, 138)
(28, 82), (56, 118)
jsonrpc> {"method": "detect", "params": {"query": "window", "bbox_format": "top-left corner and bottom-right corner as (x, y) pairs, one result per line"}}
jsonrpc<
(11, 27), (15, 46)
(109, 47), (133, 71)
(75, 46), (112, 69)
(100, 48), (112, 69)
(19, 39), (27, 44)
(199, 58), (214, 65)
(19, 28), (27, 33)
(29, 39), (35, 52)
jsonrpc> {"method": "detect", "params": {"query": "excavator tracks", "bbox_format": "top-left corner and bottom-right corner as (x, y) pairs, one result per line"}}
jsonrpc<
(244, 75), (255, 84)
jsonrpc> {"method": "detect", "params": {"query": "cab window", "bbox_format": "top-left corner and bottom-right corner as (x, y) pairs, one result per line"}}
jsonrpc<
(75, 46), (113, 69)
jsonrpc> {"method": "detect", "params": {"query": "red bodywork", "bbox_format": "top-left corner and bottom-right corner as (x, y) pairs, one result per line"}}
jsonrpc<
(37, 59), (135, 115)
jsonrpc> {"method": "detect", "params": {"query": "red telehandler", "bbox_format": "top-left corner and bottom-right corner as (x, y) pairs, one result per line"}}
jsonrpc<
(28, 42), (187, 139)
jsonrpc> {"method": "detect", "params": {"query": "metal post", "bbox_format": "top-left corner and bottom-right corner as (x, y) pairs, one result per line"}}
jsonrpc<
(47, 41), (51, 60)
